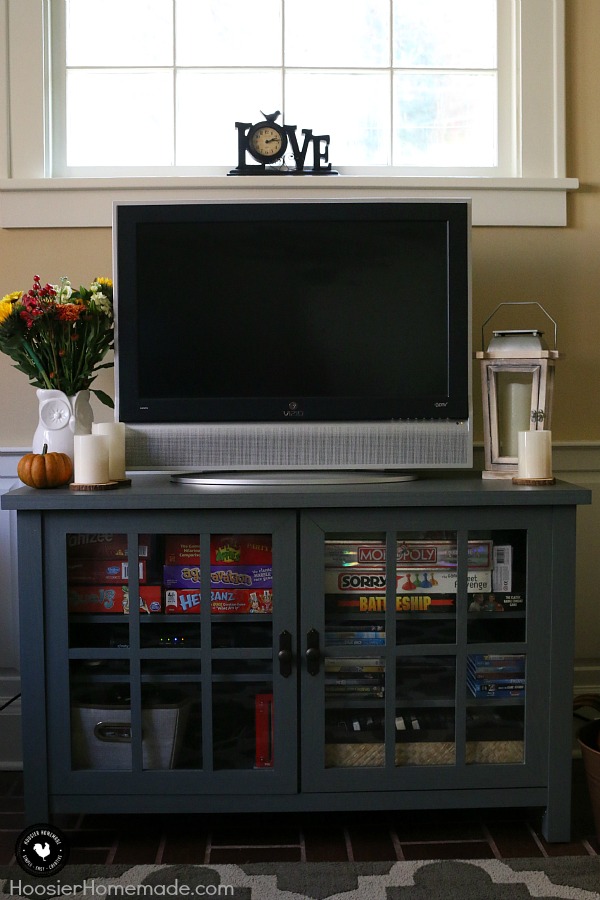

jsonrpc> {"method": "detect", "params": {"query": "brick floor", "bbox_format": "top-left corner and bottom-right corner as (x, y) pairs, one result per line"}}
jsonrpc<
(0, 761), (597, 865)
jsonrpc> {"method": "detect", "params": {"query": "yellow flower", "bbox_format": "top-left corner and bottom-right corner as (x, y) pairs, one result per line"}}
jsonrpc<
(0, 292), (20, 324)
(1, 290), (23, 305)
(95, 277), (112, 289)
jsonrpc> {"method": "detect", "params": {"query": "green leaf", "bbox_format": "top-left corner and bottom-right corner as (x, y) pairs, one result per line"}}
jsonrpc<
(91, 388), (115, 409)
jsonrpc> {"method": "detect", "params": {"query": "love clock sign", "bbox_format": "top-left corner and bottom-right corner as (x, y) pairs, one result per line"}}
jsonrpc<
(229, 110), (337, 175)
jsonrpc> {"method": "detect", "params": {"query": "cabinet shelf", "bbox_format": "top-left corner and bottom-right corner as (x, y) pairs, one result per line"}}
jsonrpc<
(465, 694), (525, 707)
(395, 697), (457, 709)
(212, 614), (273, 623)
(467, 612), (525, 620)
(139, 649), (202, 660)
(69, 673), (130, 685)
(140, 672), (203, 684)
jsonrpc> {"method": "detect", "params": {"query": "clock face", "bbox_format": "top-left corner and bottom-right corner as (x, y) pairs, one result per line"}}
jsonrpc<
(248, 123), (287, 162)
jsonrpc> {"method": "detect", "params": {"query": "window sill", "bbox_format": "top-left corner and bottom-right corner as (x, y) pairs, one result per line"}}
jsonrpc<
(0, 174), (579, 228)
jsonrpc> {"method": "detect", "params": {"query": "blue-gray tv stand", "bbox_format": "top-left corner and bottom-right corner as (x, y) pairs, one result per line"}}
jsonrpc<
(2, 474), (591, 842)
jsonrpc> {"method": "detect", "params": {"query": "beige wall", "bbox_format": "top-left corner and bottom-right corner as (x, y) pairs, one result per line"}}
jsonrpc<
(1, 1), (599, 449)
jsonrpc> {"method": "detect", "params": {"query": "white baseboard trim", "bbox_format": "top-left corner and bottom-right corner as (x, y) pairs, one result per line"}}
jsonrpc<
(573, 663), (600, 698)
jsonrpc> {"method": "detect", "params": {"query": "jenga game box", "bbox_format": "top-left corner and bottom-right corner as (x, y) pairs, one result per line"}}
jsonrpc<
(67, 585), (162, 614)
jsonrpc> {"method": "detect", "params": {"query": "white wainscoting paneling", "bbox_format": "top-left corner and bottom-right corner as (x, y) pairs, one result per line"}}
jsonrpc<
(0, 449), (25, 769)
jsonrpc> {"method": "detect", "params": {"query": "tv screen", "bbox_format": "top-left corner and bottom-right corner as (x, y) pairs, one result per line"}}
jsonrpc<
(115, 200), (470, 427)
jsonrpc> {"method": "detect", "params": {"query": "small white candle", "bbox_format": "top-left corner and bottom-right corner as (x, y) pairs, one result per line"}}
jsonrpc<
(92, 422), (126, 480)
(74, 434), (109, 484)
(517, 430), (552, 479)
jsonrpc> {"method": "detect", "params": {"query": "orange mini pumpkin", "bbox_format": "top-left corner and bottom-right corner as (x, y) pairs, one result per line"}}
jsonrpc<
(17, 443), (73, 489)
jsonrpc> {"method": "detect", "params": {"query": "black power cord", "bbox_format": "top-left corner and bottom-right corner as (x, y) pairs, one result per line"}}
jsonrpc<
(0, 693), (21, 712)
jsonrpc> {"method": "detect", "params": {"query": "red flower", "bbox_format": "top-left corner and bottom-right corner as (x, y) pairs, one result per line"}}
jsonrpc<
(56, 303), (82, 322)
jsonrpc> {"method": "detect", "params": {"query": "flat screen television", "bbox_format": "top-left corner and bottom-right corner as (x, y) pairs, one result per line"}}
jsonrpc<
(113, 198), (472, 473)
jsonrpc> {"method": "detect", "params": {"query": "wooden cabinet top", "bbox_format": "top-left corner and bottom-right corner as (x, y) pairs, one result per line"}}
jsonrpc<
(1, 473), (591, 513)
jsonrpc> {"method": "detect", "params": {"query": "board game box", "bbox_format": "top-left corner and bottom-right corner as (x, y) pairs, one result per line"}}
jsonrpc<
(324, 540), (493, 569)
(325, 569), (492, 594)
(67, 584), (162, 614)
(164, 534), (272, 565)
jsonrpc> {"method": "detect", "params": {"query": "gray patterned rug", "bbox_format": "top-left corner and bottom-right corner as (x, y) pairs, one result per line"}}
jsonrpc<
(2, 860), (600, 899)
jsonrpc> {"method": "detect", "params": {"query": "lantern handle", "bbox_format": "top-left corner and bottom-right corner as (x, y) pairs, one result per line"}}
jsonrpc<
(481, 301), (558, 352)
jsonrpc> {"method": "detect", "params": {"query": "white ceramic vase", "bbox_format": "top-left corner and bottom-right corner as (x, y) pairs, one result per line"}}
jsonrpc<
(32, 389), (93, 459)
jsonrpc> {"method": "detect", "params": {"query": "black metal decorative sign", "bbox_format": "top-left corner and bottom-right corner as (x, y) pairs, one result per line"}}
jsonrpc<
(229, 111), (337, 176)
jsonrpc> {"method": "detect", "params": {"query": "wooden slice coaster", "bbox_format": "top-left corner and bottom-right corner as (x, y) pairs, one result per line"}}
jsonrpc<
(512, 477), (556, 485)
(69, 481), (120, 491)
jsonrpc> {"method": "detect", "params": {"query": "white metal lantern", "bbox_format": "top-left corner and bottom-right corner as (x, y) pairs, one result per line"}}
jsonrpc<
(475, 302), (562, 479)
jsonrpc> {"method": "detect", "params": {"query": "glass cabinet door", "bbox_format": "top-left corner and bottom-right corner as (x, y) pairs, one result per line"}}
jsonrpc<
(319, 531), (462, 776)
(301, 514), (544, 792)
(464, 527), (528, 767)
(45, 512), (297, 794)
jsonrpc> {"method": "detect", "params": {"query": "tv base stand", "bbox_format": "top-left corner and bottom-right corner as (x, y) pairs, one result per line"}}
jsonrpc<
(171, 469), (419, 486)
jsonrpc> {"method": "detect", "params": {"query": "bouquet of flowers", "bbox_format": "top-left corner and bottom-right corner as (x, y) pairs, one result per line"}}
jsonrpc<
(0, 275), (114, 407)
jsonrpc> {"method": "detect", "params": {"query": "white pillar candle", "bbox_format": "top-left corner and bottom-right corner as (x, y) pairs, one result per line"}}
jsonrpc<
(74, 434), (109, 484)
(517, 430), (552, 479)
(499, 379), (531, 458)
(92, 422), (126, 480)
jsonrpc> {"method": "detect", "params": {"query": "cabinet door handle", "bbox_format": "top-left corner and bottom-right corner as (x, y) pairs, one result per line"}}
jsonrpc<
(306, 627), (320, 675)
(278, 630), (293, 677)
(93, 721), (132, 743)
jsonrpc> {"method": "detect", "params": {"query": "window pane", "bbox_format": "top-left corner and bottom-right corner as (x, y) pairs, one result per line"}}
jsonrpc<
(59, 0), (500, 172)
(285, 72), (390, 166)
(393, 72), (497, 167)
(285, 0), (389, 67)
(176, 71), (282, 166)
(393, 0), (496, 69)
(176, 0), (282, 66)
(66, 0), (174, 67)
(66, 71), (174, 166)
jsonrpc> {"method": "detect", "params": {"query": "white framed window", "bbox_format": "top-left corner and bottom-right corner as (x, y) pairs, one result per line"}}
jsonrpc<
(52, 0), (503, 175)
(0, 0), (578, 227)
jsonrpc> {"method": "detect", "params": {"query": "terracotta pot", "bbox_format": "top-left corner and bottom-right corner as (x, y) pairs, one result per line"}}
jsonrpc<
(578, 719), (600, 842)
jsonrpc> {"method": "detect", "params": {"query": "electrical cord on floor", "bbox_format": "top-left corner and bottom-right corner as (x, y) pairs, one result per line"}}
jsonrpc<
(0, 693), (21, 712)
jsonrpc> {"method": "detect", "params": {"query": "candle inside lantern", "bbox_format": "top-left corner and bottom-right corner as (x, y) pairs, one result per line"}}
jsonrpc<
(74, 434), (109, 484)
(517, 430), (553, 479)
(498, 377), (531, 458)
(92, 422), (126, 480)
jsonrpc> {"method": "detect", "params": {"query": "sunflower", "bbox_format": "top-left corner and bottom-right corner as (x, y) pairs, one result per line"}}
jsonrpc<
(0, 292), (21, 325)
